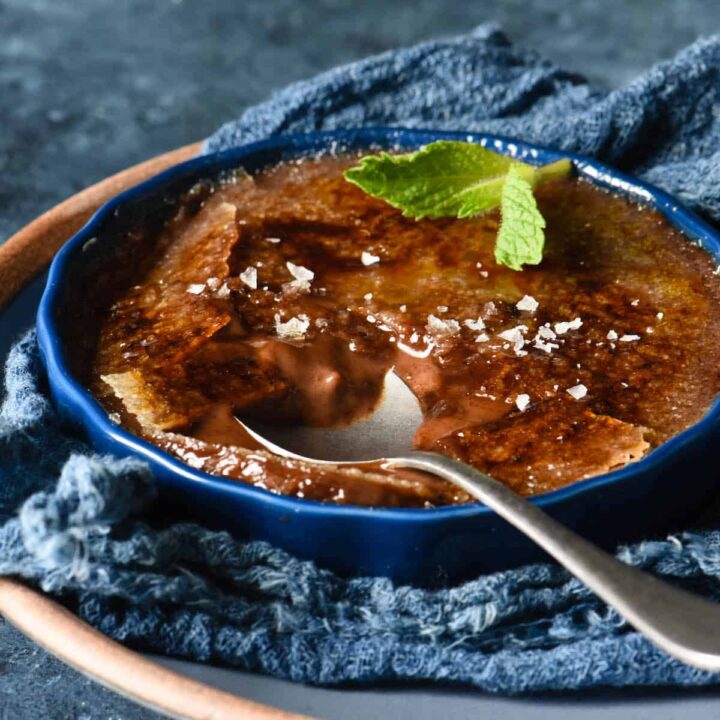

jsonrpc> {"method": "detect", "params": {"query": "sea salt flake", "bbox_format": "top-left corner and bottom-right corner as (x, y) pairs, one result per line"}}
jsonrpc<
(554, 317), (583, 335)
(656, 312), (664, 320)
(364, 293), (373, 301)
(437, 305), (449, 313)
(566, 384), (588, 400)
(620, 334), (641, 342)
(215, 283), (231, 298)
(498, 325), (528, 355)
(516, 394), (531, 412)
(537, 335), (557, 351)
(533, 337), (559, 354)
(399, 304), (407, 312)
(265, 237), (282, 243)
(631, 298), (640, 306)
(186, 284), (205, 295)
(426, 314), (461, 336)
(286, 261), (314, 291)
(537, 326), (557, 341)
(206, 277), (221, 290)
(274, 313), (310, 339)
(361, 251), (380, 266)
(287, 261), (314, 283)
(516, 295), (539, 313)
(607, 329), (618, 341)
(239, 266), (258, 289)
(463, 317), (485, 332)
(498, 325), (528, 341)
(483, 302), (497, 316)
(475, 333), (489, 343)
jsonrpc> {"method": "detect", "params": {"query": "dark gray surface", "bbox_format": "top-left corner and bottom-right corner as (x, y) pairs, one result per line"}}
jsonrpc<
(155, 655), (720, 720)
(0, 621), (165, 720)
(3, 1), (720, 718)
(3, 0), (720, 245)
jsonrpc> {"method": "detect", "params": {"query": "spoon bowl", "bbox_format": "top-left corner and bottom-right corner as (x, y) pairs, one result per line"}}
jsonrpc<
(239, 371), (422, 463)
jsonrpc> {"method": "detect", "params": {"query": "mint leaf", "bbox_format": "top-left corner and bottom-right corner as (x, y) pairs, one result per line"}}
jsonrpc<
(495, 166), (546, 271)
(344, 141), (539, 220)
(344, 141), (571, 270)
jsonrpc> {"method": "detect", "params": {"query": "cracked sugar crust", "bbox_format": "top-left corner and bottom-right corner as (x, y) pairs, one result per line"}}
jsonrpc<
(434, 398), (649, 495)
(96, 199), (240, 372)
(74, 154), (720, 505)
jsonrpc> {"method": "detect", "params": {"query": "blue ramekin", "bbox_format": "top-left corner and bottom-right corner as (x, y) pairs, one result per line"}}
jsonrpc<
(37, 128), (720, 586)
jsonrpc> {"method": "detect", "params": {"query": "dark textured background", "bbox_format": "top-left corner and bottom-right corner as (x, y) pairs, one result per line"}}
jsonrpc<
(2, 0), (720, 717)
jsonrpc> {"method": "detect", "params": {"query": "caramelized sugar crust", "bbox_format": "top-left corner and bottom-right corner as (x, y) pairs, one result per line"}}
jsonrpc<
(82, 155), (720, 507)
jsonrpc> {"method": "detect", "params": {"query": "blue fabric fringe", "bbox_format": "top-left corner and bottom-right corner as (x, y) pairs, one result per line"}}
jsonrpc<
(3, 26), (720, 692)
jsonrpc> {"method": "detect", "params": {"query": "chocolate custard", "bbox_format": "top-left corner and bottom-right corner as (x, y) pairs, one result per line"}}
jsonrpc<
(81, 154), (720, 507)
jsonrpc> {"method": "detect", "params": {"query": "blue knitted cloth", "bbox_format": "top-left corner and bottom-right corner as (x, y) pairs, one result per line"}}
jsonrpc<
(3, 26), (720, 693)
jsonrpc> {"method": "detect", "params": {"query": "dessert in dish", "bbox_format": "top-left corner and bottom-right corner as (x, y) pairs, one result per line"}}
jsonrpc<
(68, 149), (720, 508)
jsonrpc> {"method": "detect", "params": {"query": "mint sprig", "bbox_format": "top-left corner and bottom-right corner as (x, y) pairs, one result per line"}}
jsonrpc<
(344, 141), (571, 271)
(496, 165), (547, 271)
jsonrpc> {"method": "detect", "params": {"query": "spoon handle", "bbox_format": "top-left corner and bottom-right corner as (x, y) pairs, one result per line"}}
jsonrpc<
(390, 451), (720, 670)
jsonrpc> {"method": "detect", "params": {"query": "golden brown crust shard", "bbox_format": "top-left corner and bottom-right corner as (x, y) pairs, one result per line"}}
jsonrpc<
(97, 200), (240, 373)
(434, 399), (649, 494)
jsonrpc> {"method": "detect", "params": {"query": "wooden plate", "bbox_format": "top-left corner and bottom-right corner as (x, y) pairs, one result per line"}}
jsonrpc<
(0, 142), (311, 720)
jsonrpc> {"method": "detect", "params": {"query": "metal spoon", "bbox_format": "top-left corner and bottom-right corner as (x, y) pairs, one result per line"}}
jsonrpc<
(239, 370), (720, 671)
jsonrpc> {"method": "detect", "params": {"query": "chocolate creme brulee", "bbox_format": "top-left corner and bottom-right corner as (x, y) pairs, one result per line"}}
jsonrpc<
(78, 153), (720, 508)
